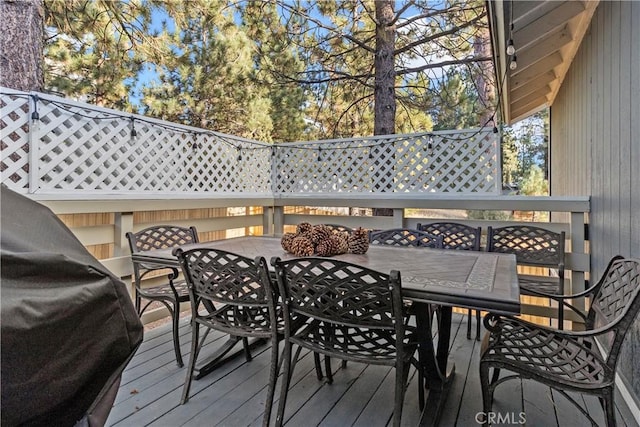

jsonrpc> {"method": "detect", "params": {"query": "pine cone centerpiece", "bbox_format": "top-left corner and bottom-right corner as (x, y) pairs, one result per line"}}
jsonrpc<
(332, 234), (349, 255)
(281, 232), (297, 252)
(281, 223), (367, 257)
(296, 222), (314, 238)
(311, 224), (333, 245)
(289, 235), (315, 257)
(348, 227), (369, 254)
(314, 234), (343, 257)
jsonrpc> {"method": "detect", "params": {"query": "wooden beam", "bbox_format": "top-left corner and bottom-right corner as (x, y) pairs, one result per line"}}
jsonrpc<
(512, 1), (564, 29)
(512, 51), (563, 81)
(512, 80), (552, 103)
(511, 90), (551, 113)
(511, 95), (550, 120)
(516, 26), (574, 71)
(511, 69), (555, 92)
(514, 1), (586, 50)
(546, 1), (600, 109)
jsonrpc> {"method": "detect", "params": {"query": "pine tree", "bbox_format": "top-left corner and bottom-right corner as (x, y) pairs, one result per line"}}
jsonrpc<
(43, 0), (152, 109)
(264, 0), (491, 137)
(238, 1), (307, 142)
(140, 1), (273, 140)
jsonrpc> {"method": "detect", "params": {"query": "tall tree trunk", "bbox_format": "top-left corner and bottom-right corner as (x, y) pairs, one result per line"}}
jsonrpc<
(374, 0), (395, 136)
(474, 26), (494, 126)
(0, 0), (44, 91)
(372, 1), (396, 216)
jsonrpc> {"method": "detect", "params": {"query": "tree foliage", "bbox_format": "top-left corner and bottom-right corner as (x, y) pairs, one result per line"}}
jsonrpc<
(251, 0), (493, 136)
(501, 109), (549, 193)
(140, 1), (275, 139)
(43, 0), (154, 109)
(39, 0), (494, 142)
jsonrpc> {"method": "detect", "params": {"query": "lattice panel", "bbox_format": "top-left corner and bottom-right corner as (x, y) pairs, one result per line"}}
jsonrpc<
(273, 131), (498, 194)
(181, 133), (271, 193)
(0, 92), (30, 192)
(393, 131), (498, 193)
(273, 137), (399, 193)
(1, 89), (499, 196)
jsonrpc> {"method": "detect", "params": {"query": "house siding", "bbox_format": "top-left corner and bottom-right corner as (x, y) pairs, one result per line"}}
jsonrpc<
(551, 0), (640, 403)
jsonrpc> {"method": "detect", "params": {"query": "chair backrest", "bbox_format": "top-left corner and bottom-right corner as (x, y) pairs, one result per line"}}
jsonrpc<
(272, 257), (405, 342)
(417, 222), (481, 251)
(175, 248), (276, 310)
(369, 228), (443, 248)
(126, 225), (199, 253)
(584, 256), (640, 367)
(486, 225), (565, 268)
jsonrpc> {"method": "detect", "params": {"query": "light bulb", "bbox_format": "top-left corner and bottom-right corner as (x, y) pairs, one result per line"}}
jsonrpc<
(509, 56), (518, 71)
(506, 40), (516, 56)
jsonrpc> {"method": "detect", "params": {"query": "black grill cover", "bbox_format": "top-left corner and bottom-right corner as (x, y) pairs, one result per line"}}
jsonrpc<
(1, 185), (143, 426)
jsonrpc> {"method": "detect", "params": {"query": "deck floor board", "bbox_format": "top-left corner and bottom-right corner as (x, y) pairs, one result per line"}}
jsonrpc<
(106, 313), (638, 427)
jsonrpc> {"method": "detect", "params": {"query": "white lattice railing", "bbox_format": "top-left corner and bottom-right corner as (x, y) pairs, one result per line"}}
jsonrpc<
(1, 88), (500, 196)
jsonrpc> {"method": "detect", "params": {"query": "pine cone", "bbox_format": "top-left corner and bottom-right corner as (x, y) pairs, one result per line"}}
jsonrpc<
(311, 224), (333, 245)
(332, 234), (349, 255)
(315, 239), (336, 257)
(348, 227), (369, 254)
(289, 235), (315, 257)
(296, 222), (314, 238)
(281, 232), (297, 252)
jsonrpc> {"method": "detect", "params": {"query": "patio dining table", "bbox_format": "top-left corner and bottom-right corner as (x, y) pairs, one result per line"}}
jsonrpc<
(131, 235), (519, 426)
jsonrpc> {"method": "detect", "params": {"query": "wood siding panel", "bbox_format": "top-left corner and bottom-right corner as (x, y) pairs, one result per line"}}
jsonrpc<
(550, 0), (640, 405)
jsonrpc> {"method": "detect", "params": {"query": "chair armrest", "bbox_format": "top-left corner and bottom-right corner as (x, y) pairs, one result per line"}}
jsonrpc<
(519, 285), (589, 323)
(483, 312), (615, 341)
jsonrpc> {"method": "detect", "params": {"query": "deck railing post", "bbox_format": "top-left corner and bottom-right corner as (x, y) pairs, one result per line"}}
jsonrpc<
(273, 205), (284, 236)
(570, 210), (588, 310)
(393, 208), (404, 228)
(263, 205), (274, 236)
(114, 212), (134, 257)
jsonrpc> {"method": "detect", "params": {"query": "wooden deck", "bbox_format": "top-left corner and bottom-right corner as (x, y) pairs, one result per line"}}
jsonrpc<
(107, 314), (638, 427)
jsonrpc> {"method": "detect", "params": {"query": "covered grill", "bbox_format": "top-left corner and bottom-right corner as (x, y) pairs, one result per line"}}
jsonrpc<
(1, 185), (143, 426)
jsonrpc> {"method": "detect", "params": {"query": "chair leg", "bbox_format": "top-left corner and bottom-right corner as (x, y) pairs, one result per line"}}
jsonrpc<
(172, 301), (184, 367)
(243, 337), (252, 362)
(479, 361), (494, 427)
(476, 310), (481, 341)
(393, 361), (407, 427)
(275, 342), (293, 427)
(313, 352), (324, 380)
(324, 355), (333, 384)
(135, 292), (141, 315)
(418, 362), (425, 410)
(558, 301), (564, 330)
(600, 388), (616, 427)
(467, 309), (472, 339)
(262, 337), (279, 427)
(181, 322), (200, 404)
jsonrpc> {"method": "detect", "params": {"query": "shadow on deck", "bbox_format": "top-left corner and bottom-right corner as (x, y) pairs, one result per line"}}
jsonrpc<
(107, 314), (638, 427)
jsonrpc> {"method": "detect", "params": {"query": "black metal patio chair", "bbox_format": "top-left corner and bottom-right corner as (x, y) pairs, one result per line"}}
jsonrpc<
(480, 256), (640, 427)
(417, 221), (483, 340)
(487, 225), (567, 327)
(369, 228), (443, 248)
(174, 248), (280, 426)
(126, 225), (199, 367)
(271, 257), (424, 427)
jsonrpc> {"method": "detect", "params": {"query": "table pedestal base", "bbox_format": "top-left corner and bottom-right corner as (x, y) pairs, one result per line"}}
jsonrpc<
(415, 303), (455, 427)
(195, 336), (267, 380)
(419, 364), (455, 426)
